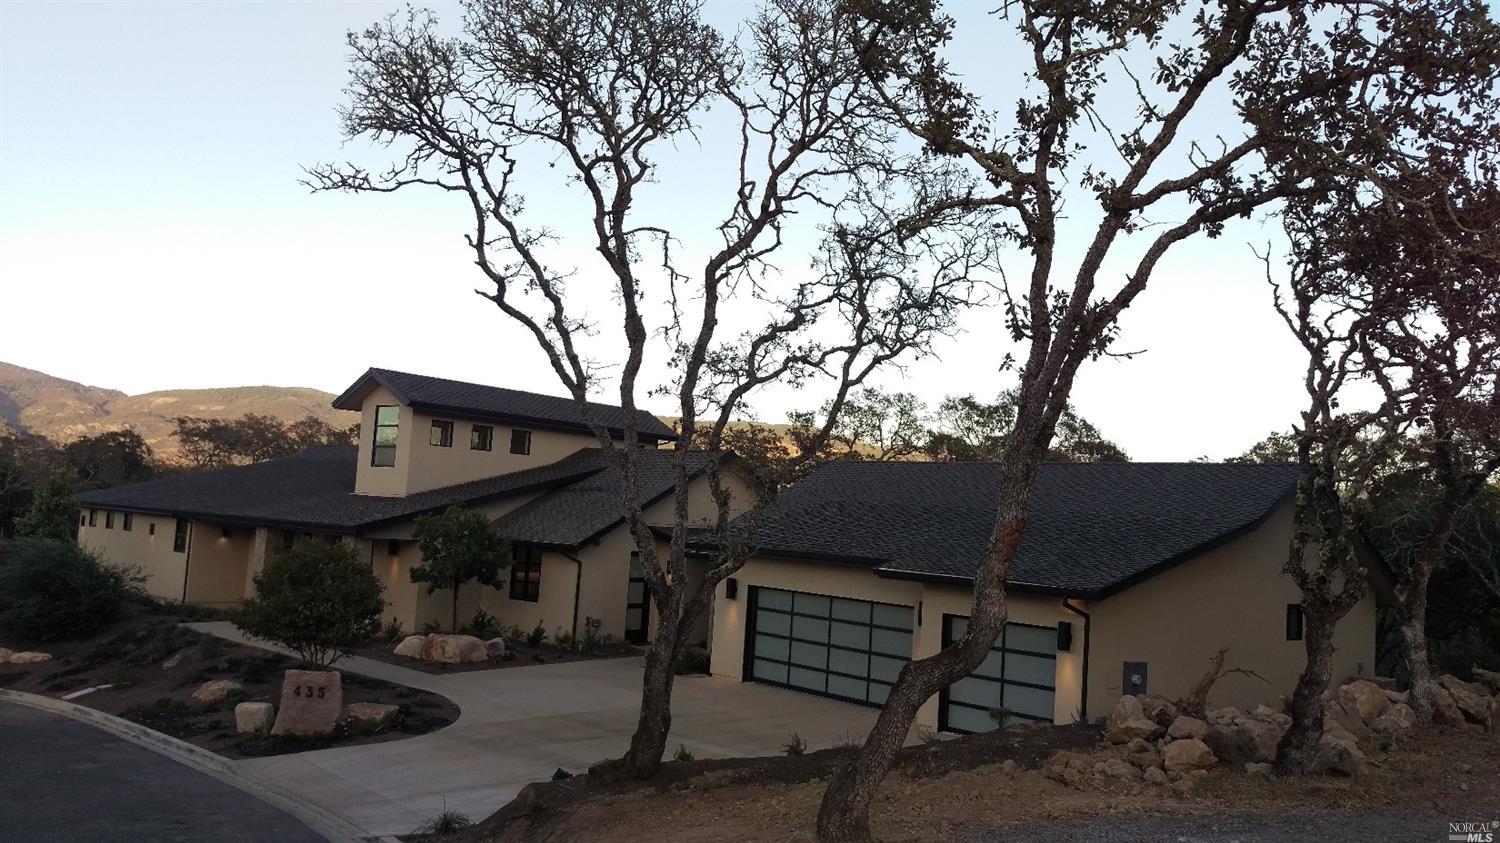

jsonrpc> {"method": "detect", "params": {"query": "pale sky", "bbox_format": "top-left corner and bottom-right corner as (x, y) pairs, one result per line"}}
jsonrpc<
(0, 0), (1327, 461)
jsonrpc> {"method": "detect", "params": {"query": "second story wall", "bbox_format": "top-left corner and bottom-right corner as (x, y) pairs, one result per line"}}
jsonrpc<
(403, 410), (604, 494)
(354, 385), (414, 497)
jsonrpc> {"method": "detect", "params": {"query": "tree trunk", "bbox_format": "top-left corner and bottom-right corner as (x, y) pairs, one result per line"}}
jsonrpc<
(1273, 608), (1334, 777)
(451, 586), (460, 634)
(1398, 586), (1435, 721)
(620, 616), (680, 778)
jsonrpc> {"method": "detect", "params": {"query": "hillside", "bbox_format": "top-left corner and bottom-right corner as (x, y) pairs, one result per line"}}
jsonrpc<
(0, 361), (354, 460)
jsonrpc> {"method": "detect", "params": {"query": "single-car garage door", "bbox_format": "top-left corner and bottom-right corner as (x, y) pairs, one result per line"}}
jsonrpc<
(939, 614), (1058, 733)
(746, 586), (913, 706)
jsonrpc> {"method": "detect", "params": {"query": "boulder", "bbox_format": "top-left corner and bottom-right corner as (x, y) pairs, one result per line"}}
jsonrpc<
(1439, 675), (1492, 727)
(0, 647), (12, 664)
(191, 679), (245, 704)
(1041, 751), (1093, 788)
(1244, 762), (1273, 777)
(1207, 707), (1241, 726)
(1337, 680), (1391, 724)
(1167, 715), (1208, 741)
(1143, 766), (1170, 786)
(272, 670), (343, 736)
(1383, 689), (1409, 705)
(7, 651), (51, 665)
(1094, 757), (1142, 782)
(161, 650), (188, 671)
(1473, 666), (1500, 695)
(1139, 695), (1178, 727)
(1251, 704), (1292, 729)
(1121, 737), (1160, 770)
(392, 635), (426, 659)
(485, 637), (508, 659)
(1311, 731), (1367, 777)
(420, 634), (488, 664)
(1432, 685), (1467, 727)
(1205, 716), (1283, 765)
(1107, 695), (1145, 730)
(1161, 738), (1217, 774)
(1322, 698), (1374, 745)
(1369, 702), (1415, 741)
(1106, 718), (1163, 744)
(344, 702), (400, 730)
(234, 702), (275, 735)
(1345, 675), (1399, 691)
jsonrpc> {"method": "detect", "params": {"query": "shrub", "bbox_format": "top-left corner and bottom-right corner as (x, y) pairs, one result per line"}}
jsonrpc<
(0, 538), (144, 641)
(554, 629), (577, 651)
(580, 625), (602, 656)
(500, 624), (526, 645)
(674, 645), (711, 675)
(235, 541), (385, 669)
(525, 621), (547, 648)
(420, 619), (443, 635)
(411, 804), (472, 837)
(783, 732), (806, 755)
(988, 706), (1012, 729)
(672, 743), (695, 762)
(380, 616), (405, 642)
(459, 609), (499, 641)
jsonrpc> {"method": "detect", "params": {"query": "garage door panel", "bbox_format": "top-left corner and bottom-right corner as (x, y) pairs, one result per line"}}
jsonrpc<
(1004, 653), (1056, 686)
(1005, 625), (1056, 655)
(1004, 684), (1055, 722)
(747, 586), (912, 709)
(940, 615), (1058, 733)
(945, 704), (996, 734)
(950, 676), (1005, 708)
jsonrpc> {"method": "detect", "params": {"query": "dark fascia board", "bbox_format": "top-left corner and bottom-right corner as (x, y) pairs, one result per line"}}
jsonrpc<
(331, 367), (398, 412)
(71, 501), (358, 536)
(871, 565), (1081, 597)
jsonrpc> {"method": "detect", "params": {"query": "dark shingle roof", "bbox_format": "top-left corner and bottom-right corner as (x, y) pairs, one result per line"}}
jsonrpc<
(741, 461), (1300, 597)
(494, 450), (716, 548)
(332, 368), (677, 441)
(74, 446), (606, 534)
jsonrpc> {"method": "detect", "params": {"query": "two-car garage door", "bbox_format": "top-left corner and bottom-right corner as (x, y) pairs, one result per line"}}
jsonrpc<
(746, 586), (913, 706)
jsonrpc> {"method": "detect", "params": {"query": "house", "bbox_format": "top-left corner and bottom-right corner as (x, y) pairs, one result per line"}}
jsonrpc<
(75, 368), (758, 643)
(703, 460), (1386, 734)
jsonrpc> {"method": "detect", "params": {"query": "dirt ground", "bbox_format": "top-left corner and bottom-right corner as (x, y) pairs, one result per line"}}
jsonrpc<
(460, 723), (1499, 843)
(351, 636), (640, 675)
(0, 605), (459, 759)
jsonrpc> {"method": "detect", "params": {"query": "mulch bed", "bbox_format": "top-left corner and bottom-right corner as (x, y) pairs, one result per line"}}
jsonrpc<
(0, 605), (459, 759)
(350, 636), (641, 675)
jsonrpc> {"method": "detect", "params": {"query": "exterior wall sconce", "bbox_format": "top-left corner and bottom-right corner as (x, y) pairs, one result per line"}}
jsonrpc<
(387, 539), (400, 556)
(724, 577), (738, 600)
(1056, 620), (1073, 652)
(221, 527), (232, 539)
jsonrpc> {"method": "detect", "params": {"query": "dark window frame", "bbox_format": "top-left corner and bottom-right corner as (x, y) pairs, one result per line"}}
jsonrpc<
(371, 405), (399, 467)
(88, 508), (97, 527)
(430, 419), (454, 448)
(173, 518), (190, 553)
(509, 545), (542, 602)
(104, 511), (114, 530)
(510, 428), (532, 455)
(122, 512), (133, 532)
(1286, 603), (1304, 641)
(470, 424), (494, 452)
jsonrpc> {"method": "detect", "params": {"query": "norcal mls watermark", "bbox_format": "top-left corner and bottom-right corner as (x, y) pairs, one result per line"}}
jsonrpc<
(1449, 820), (1499, 842)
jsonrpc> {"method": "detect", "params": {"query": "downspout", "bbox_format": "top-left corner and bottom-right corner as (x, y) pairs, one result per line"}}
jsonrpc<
(563, 551), (585, 638)
(1062, 598), (1092, 723)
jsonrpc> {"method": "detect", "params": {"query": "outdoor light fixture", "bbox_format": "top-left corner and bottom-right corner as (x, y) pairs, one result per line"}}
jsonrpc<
(725, 577), (738, 600)
(221, 527), (231, 539)
(1056, 621), (1073, 652)
(387, 539), (400, 556)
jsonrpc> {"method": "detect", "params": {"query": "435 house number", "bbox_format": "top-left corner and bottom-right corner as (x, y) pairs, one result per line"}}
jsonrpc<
(293, 685), (327, 699)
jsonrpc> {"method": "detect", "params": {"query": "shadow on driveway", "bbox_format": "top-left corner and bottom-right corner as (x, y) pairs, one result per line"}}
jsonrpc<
(0, 701), (324, 843)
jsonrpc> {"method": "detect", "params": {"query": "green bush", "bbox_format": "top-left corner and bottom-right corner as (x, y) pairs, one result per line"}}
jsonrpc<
(674, 645), (711, 675)
(235, 541), (385, 668)
(526, 621), (547, 648)
(783, 732), (806, 755)
(0, 538), (144, 641)
(459, 608), (500, 640)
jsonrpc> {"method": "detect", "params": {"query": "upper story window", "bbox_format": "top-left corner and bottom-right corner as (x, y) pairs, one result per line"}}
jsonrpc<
(430, 420), (454, 447)
(372, 405), (399, 467)
(471, 424), (494, 452)
(105, 511), (114, 529)
(510, 428), (532, 455)
(173, 518), (190, 553)
(88, 508), (97, 527)
(122, 512), (133, 532)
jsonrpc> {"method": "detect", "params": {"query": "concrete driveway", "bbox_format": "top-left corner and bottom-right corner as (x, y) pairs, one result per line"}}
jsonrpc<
(192, 623), (880, 837)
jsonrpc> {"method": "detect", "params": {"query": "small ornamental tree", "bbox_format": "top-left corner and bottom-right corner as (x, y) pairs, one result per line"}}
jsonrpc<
(14, 473), (79, 541)
(410, 502), (512, 633)
(236, 541), (385, 668)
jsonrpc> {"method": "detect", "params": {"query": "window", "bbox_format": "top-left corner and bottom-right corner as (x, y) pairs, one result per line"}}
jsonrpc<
(88, 508), (97, 527)
(122, 512), (133, 532)
(79, 513), (86, 528)
(105, 511), (114, 530)
(372, 405), (399, 467)
(1285, 604), (1304, 641)
(430, 419), (454, 447)
(510, 428), (532, 455)
(173, 518), (190, 553)
(509, 545), (542, 602)
(470, 424), (494, 451)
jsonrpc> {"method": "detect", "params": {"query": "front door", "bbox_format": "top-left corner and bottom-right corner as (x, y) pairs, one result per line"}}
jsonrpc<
(625, 552), (648, 644)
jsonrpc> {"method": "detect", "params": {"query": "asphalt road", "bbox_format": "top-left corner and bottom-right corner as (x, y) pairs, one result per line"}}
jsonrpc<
(0, 701), (324, 843)
(959, 809), (1492, 842)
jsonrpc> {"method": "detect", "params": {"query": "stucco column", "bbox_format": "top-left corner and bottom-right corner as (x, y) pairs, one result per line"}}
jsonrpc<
(244, 526), (272, 598)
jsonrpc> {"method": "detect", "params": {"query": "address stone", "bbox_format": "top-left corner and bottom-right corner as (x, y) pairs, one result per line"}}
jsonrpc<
(272, 669), (344, 736)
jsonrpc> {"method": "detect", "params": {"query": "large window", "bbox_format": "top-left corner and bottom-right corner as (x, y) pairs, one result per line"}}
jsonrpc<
(372, 405), (399, 467)
(430, 419), (454, 447)
(122, 512), (133, 532)
(510, 428), (532, 455)
(471, 424), (494, 451)
(173, 518), (190, 553)
(509, 545), (542, 602)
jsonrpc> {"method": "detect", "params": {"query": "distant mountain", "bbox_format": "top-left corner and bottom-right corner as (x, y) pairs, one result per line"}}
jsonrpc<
(0, 361), (354, 461)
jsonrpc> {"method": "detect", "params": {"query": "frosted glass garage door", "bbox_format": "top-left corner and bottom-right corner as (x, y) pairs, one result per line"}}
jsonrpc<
(940, 615), (1057, 733)
(747, 586), (913, 707)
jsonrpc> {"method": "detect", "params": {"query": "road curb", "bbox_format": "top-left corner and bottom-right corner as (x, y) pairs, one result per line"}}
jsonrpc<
(0, 688), (396, 843)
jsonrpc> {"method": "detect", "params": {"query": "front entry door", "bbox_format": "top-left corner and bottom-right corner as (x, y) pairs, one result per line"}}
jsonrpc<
(625, 552), (648, 643)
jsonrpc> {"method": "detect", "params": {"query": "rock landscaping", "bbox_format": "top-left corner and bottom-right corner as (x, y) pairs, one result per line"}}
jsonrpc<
(356, 626), (636, 674)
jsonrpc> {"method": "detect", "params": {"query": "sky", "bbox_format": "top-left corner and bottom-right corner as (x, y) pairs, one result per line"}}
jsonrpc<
(0, 0), (1326, 461)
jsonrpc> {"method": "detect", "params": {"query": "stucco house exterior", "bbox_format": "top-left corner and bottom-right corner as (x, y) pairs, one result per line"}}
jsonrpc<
(702, 461), (1388, 735)
(74, 367), (1385, 738)
(75, 368), (757, 644)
